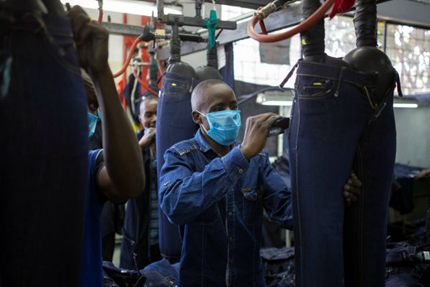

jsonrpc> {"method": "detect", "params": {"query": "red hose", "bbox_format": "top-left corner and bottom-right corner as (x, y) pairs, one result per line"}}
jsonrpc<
(259, 20), (268, 34)
(113, 37), (140, 78)
(132, 68), (158, 96)
(97, 8), (103, 24)
(247, 0), (337, 43)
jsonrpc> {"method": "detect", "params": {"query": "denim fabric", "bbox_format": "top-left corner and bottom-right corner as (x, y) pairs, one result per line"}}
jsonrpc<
(121, 141), (160, 270)
(390, 163), (426, 214)
(156, 72), (199, 261)
(385, 267), (421, 287)
(141, 259), (179, 286)
(159, 130), (293, 287)
(81, 150), (105, 287)
(220, 43), (235, 91)
(0, 8), (88, 287)
(102, 261), (142, 286)
(289, 61), (397, 287)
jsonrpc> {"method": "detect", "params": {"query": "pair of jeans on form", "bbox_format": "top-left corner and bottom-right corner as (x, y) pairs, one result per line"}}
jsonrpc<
(289, 61), (397, 287)
(0, 7), (88, 287)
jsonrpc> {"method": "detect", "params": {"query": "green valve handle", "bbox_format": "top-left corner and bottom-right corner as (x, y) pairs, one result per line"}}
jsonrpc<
(203, 9), (217, 50)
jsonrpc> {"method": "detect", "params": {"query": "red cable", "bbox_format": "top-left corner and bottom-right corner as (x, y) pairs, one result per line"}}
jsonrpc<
(247, 0), (337, 43)
(97, 8), (103, 24)
(132, 68), (158, 96)
(113, 37), (140, 78)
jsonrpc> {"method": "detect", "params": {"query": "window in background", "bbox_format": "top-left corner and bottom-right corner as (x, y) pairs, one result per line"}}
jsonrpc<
(385, 24), (430, 96)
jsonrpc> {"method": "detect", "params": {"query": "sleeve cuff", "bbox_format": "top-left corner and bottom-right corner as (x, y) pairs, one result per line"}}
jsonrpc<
(221, 146), (250, 183)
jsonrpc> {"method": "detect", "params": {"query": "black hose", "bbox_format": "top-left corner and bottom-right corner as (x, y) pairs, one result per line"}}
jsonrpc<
(207, 45), (218, 69)
(168, 24), (181, 66)
(148, 50), (158, 90)
(353, 0), (377, 47)
(300, 0), (325, 57)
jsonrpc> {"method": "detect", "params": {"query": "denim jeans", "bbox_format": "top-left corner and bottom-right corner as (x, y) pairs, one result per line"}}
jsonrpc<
(141, 259), (179, 286)
(0, 8), (88, 287)
(289, 61), (397, 286)
(156, 72), (199, 261)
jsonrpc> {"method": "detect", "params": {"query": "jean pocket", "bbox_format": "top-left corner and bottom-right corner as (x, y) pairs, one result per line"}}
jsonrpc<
(242, 187), (263, 226)
(296, 76), (336, 99)
(193, 204), (220, 225)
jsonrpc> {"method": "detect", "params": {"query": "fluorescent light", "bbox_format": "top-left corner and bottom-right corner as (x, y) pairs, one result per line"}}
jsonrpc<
(261, 100), (293, 106)
(393, 103), (418, 108)
(62, 0), (181, 16)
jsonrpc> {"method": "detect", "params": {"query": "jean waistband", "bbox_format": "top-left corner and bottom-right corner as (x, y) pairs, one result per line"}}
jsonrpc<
(164, 71), (199, 85)
(0, 8), (73, 39)
(296, 61), (378, 88)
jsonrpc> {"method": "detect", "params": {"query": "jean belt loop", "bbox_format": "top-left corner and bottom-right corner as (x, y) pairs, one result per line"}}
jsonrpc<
(279, 59), (301, 88)
(368, 101), (387, 125)
(334, 67), (346, 98)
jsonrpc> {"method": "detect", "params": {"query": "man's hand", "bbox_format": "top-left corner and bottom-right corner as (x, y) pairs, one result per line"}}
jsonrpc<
(240, 113), (278, 161)
(343, 171), (362, 205)
(139, 128), (156, 149)
(414, 169), (430, 180)
(67, 5), (109, 74)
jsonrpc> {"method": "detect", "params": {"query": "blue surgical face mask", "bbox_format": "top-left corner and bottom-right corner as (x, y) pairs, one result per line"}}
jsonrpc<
(197, 110), (241, 146)
(88, 112), (98, 137)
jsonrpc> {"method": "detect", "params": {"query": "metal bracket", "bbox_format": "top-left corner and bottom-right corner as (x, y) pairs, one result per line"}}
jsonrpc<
(157, 0), (237, 30)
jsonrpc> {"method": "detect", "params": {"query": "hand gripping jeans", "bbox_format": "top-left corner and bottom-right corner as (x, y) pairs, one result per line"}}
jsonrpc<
(0, 8), (88, 287)
(289, 61), (397, 287)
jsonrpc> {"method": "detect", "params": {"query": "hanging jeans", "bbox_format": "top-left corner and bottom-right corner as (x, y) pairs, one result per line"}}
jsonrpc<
(0, 8), (88, 287)
(156, 72), (199, 261)
(289, 61), (397, 287)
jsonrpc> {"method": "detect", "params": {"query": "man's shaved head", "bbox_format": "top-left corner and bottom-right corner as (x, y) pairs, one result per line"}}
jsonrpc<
(191, 79), (234, 112)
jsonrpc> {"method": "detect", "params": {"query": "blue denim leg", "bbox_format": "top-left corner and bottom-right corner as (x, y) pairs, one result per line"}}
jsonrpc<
(0, 10), (88, 287)
(156, 72), (199, 261)
(289, 61), (396, 287)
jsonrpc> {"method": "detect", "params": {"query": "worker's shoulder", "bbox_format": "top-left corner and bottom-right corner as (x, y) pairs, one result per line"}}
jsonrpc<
(169, 138), (201, 156)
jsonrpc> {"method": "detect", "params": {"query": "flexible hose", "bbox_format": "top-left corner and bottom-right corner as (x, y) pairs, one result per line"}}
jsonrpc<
(247, 0), (336, 43)
(168, 24), (181, 65)
(148, 51), (159, 90)
(207, 45), (218, 69)
(97, 8), (103, 24)
(354, 0), (377, 47)
(132, 68), (158, 96)
(156, 52), (164, 75)
(301, 0), (325, 57)
(113, 37), (140, 78)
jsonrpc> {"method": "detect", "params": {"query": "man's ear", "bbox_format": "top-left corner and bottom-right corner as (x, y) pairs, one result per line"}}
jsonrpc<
(192, 111), (201, 124)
